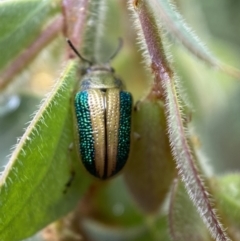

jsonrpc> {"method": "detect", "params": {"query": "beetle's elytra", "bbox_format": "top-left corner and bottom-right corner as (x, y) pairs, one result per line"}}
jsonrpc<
(68, 40), (132, 179)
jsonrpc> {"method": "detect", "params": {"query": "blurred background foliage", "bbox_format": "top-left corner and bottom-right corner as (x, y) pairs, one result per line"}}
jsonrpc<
(0, 0), (240, 240)
(175, 0), (240, 173)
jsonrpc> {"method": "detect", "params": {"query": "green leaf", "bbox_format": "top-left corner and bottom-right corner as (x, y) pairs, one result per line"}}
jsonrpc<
(212, 175), (240, 239)
(0, 94), (40, 167)
(86, 177), (144, 226)
(0, 0), (59, 71)
(154, 0), (216, 64)
(78, 177), (171, 241)
(81, 215), (171, 241)
(169, 180), (212, 241)
(153, 0), (240, 78)
(124, 99), (175, 213)
(0, 61), (91, 241)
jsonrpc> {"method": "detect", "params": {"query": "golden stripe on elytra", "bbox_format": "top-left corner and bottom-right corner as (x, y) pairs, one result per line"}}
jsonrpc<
(106, 88), (120, 177)
(88, 89), (105, 178)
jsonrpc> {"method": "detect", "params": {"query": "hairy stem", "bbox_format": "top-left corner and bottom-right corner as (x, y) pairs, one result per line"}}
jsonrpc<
(129, 1), (231, 240)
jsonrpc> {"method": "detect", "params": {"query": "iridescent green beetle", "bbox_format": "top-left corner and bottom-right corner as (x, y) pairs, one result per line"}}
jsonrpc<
(67, 40), (132, 179)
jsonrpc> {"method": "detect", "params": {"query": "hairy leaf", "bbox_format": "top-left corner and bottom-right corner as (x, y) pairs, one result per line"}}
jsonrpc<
(0, 61), (91, 241)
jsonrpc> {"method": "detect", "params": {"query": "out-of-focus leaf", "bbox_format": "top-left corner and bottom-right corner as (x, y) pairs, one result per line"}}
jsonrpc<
(78, 177), (171, 241)
(0, 61), (91, 241)
(169, 179), (212, 241)
(211, 175), (240, 239)
(85, 177), (144, 226)
(82, 0), (107, 60)
(0, 0), (59, 71)
(81, 215), (171, 241)
(153, 0), (216, 65)
(0, 94), (40, 168)
(152, 0), (240, 78)
(124, 99), (175, 213)
(200, 86), (240, 173)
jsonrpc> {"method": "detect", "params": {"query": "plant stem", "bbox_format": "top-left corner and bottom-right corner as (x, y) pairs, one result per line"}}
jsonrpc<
(129, 1), (231, 240)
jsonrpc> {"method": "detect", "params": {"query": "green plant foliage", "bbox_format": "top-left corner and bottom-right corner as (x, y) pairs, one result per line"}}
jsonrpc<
(169, 180), (212, 241)
(80, 177), (171, 241)
(0, 61), (91, 241)
(212, 175), (240, 233)
(81, 215), (171, 241)
(154, 0), (218, 65)
(0, 95), (40, 167)
(0, 0), (240, 240)
(85, 177), (144, 226)
(0, 0), (59, 71)
(124, 99), (175, 213)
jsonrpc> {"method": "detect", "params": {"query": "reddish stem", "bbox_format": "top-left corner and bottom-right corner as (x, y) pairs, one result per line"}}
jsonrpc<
(132, 1), (230, 240)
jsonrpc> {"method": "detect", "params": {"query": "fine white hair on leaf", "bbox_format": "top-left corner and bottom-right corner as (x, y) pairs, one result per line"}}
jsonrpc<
(0, 62), (72, 187)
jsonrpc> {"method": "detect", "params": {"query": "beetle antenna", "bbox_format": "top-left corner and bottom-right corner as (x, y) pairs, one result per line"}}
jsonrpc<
(107, 38), (123, 62)
(66, 39), (93, 65)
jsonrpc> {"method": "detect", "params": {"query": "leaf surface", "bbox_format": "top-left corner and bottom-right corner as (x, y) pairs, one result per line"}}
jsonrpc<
(0, 61), (91, 241)
(124, 99), (175, 213)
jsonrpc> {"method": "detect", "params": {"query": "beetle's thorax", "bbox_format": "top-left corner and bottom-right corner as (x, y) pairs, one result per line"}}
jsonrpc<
(80, 64), (124, 91)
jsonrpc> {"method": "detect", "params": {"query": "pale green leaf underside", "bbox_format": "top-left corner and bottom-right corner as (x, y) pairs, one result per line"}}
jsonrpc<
(0, 0), (59, 71)
(0, 61), (91, 241)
